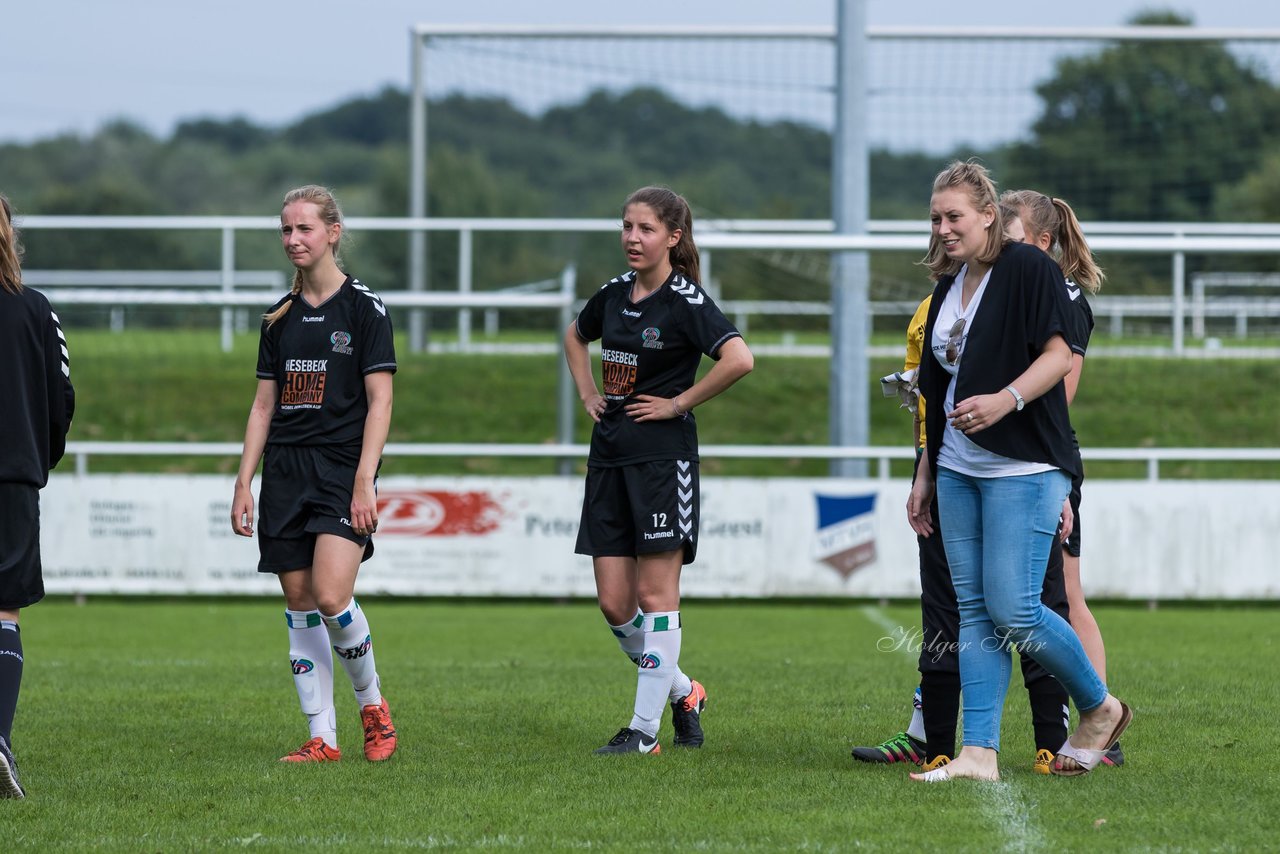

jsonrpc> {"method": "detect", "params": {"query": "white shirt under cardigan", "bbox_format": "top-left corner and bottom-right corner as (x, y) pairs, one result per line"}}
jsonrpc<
(918, 243), (1079, 481)
(932, 264), (1056, 479)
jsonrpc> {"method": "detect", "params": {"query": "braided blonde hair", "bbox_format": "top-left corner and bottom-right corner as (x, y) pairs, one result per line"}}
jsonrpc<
(263, 185), (344, 327)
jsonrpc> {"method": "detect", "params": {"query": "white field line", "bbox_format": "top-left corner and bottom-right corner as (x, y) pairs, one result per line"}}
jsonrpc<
(216, 834), (849, 850)
(859, 605), (1044, 854)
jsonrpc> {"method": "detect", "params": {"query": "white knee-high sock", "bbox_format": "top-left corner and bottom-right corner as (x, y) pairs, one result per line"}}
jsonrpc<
(668, 629), (693, 705)
(286, 609), (336, 748)
(629, 611), (682, 737)
(323, 599), (381, 708)
(608, 611), (645, 666)
(610, 610), (693, 702)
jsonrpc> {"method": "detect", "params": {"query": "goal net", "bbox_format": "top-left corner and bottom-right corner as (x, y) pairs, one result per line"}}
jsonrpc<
(413, 26), (1280, 331)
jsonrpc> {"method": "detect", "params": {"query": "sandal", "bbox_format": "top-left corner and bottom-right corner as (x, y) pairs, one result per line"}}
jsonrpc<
(1052, 698), (1132, 777)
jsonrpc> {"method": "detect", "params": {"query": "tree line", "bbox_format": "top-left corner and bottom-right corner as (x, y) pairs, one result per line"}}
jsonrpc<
(2, 10), (1277, 325)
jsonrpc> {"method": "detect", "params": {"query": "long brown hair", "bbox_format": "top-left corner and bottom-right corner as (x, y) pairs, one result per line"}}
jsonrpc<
(0, 194), (23, 295)
(263, 185), (345, 327)
(1000, 190), (1105, 293)
(920, 160), (1004, 281)
(623, 186), (700, 285)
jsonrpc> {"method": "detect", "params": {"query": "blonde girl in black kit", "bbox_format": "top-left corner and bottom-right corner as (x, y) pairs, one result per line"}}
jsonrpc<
(232, 186), (398, 764)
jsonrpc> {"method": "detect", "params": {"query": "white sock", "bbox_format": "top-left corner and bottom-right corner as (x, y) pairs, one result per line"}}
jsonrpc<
(608, 611), (645, 666)
(612, 610), (693, 702)
(907, 685), (926, 741)
(286, 609), (336, 748)
(669, 639), (693, 705)
(322, 599), (381, 708)
(629, 611), (682, 737)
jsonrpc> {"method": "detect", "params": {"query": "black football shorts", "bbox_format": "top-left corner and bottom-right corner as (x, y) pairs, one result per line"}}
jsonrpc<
(1063, 471), (1083, 558)
(0, 484), (43, 609)
(256, 444), (376, 573)
(575, 459), (699, 565)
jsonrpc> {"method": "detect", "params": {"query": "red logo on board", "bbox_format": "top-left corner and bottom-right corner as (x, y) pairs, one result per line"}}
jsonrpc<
(376, 491), (508, 536)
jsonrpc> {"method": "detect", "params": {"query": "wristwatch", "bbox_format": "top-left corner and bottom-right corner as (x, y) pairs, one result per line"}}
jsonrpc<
(1004, 385), (1025, 411)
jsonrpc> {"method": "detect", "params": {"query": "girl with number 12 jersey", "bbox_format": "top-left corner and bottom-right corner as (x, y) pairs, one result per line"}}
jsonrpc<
(565, 186), (753, 756)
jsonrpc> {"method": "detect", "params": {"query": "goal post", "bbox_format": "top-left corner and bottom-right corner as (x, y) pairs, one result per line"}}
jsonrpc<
(407, 16), (869, 469)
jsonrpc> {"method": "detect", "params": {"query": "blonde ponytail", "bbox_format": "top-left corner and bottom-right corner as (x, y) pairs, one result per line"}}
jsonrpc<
(1050, 197), (1105, 294)
(1001, 190), (1104, 294)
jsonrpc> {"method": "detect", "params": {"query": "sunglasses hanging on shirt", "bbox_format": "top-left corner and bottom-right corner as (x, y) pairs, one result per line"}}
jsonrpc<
(945, 317), (966, 365)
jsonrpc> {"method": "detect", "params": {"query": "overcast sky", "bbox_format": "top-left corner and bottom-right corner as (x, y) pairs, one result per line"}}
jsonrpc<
(4, 0), (1279, 144)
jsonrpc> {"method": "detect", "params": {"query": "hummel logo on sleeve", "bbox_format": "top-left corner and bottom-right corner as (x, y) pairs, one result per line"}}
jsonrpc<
(671, 277), (705, 306)
(351, 280), (388, 316)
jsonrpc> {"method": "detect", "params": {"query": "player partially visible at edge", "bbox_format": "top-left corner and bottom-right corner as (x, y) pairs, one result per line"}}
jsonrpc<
(0, 192), (75, 800)
(565, 186), (754, 755)
(1002, 188), (1121, 763)
(231, 185), (398, 763)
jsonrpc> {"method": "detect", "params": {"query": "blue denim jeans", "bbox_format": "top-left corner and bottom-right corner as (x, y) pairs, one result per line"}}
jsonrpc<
(936, 466), (1107, 751)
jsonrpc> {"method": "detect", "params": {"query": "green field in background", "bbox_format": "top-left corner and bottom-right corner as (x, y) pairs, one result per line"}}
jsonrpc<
(65, 330), (1280, 478)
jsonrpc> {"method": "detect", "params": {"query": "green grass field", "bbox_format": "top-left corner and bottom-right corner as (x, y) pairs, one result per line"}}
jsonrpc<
(28, 327), (1276, 849)
(4, 599), (1276, 851)
(66, 329), (1280, 479)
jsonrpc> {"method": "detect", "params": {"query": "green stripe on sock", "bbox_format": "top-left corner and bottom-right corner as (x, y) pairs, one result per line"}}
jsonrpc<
(653, 615), (669, 632)
(285, 611), (323, 629)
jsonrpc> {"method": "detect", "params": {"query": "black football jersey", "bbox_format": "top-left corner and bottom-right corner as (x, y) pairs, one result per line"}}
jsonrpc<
(574, 270), (741, 467)
(0, 286), (74, 486)
(256, 276), (396, 447)
(1063, 277), (1095, 358)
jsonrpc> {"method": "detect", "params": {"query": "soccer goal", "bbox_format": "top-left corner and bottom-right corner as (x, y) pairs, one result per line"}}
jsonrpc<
(405, 20), (1280, 473)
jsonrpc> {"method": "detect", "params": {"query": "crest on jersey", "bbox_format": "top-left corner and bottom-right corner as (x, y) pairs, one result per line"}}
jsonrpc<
(330, 330), (353, 355)
(812, 493), (878, 579)
(641, 327), (664, 349)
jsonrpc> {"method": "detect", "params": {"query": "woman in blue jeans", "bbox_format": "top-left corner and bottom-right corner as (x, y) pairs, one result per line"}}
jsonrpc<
(906, 161), (1132, 781)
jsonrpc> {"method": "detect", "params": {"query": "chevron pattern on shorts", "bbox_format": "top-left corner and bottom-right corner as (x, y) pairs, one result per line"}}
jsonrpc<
(677, 460), (694, 535)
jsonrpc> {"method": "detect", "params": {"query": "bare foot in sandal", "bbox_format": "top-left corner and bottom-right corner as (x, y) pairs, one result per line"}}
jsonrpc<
(1053, 695), (1133, 776)
(911, 746), (1000, 782)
